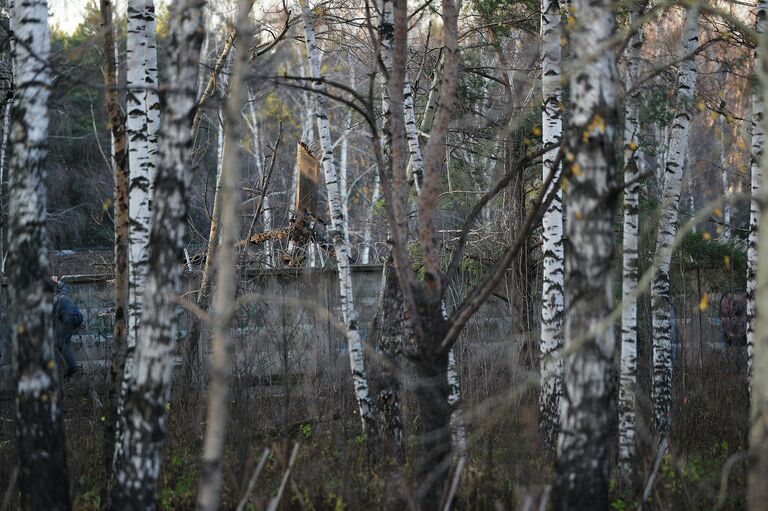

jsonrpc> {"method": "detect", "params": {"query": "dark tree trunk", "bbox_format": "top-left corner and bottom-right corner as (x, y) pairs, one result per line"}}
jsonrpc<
(412, 309), (453, 510)
(100, 0), (130, 501)
(371, 253), (407, 463)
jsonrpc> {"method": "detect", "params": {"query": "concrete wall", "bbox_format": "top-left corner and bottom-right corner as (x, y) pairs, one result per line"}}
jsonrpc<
(0, 266), (385, 392)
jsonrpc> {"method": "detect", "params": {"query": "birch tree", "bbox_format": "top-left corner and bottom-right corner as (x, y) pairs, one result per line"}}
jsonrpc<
(361, 171), (379, 264)
(124, 0), (154, 409)
(748, 0), (765, 381)
(247, 92), (274, 266)
(651, 6), (699, 436)
(552, 0), (617, 506)
(301, 0), (377, 442)
(8, 0), (72, 508)
(719, 117), (731, 240)
(145, 0), (160, 193)
(110, 1), (206, 507)
(100, 0), (130, 493)
(0, 4), (11, 266)
(196, 2), (250, 508)
(618, 0), (644, 478)
(539, 0), (564, 453)
(750, 5), (768, 506)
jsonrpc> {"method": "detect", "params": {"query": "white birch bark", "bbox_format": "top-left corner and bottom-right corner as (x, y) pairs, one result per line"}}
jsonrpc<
(110, 1), (205, 507)
(403, 75), (424, 192)
(301, 0), (376, 439)
(748, 1), (767, 389)
(340, 114), (351, 244)
(125, 0), (151, 392)
(247, 94), (273, 266)
(447, 350), (466, 455)
(361, 171), (380, 264)
(145, 0), (160, 196)
(651, 7), (698, 435)
(539, 0), (564, 453)
(8, 1), (72, 507)
(553, 0), (617, 505)
(718, 118), (731, 240)
(618, 1), (643, 478)
(750, 5), (768, 505)
(0, 98), (10, 269)
(687, 148), (696, 232)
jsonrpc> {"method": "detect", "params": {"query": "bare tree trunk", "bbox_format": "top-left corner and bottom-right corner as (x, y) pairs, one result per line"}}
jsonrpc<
(196, 3), (250, 509)
(552, 0), (617, 507)
(372, 254), (407, 462)
(0, 7), (11, 270)
(748, 6), (768, 508)
(145, 0), (160, 196)
(749, 1), (767, 391)
(110, 2), (205, 508)
(618, 0), (644, 480)
(100, 0), (130, 500)
(301, 0), (377, 442)
(719, 118), (731, 240)
(370, 0), (408, 464)
(183, 48), (233, 384)
(651, 6), (698, 436)
(361, 171), (379, 264)
(192, 28), (239, 144)
(247, 93), (274, 265)
(539, 0), (564, 453)
(123, 0), (153, 422)
(8, 0), (71, 508)
(388, 0), (460, 505)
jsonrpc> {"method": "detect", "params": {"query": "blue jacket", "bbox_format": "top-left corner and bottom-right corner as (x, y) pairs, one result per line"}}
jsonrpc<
(54, 283), (84, 328)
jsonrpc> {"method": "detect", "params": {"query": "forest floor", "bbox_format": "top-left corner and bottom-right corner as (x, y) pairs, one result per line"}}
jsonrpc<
(0, 346), (749, 510)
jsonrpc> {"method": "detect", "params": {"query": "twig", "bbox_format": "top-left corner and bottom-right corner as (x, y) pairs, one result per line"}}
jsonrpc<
(639, 436), (669, 511)
(250, 7), (293, 60)
(90, 99), (112, 173)
(267, 443), (300, 511)
(714, 451), (747, 510)
(441, 455), (465, 511)
(236, 448), (271, 511)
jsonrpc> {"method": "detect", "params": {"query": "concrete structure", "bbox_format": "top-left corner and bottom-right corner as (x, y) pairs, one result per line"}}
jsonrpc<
(0, 266), (384, 392)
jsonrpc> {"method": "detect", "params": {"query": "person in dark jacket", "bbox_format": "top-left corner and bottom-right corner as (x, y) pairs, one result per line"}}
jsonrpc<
(52, 277), (84, 378)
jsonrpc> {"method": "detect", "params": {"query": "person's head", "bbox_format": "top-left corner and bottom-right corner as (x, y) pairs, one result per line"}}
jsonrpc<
(51, 276), (68, 295)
